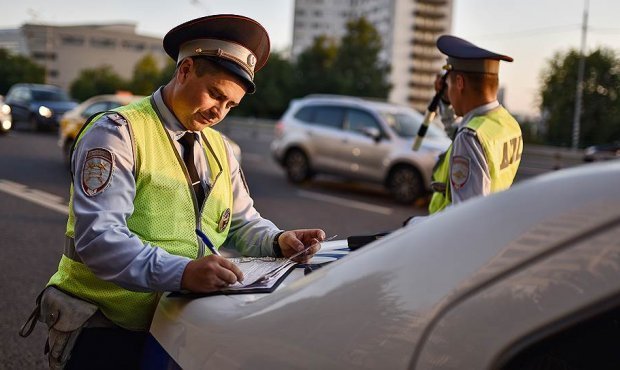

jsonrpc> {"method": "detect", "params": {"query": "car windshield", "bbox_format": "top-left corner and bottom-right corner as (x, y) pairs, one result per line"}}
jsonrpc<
(379, 110), (446, 138)
(32, 89), (70, 102)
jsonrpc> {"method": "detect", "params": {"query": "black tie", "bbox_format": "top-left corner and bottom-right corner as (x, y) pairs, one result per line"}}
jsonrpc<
(179, 132), (206, 208)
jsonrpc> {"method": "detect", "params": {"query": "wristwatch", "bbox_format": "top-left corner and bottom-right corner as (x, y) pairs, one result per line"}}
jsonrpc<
(272, 231), (285, 257)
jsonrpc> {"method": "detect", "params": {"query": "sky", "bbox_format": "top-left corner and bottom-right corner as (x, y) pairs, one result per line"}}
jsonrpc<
(2, 0), (620, 117)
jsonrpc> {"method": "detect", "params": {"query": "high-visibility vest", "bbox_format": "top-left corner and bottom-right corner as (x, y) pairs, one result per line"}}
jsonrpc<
(48, 97), (233, 330)
(429, 106), (522, 214)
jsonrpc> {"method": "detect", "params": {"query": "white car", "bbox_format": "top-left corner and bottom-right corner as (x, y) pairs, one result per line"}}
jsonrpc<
(146, 161), (620, 369)
(271, 95), (451, 204)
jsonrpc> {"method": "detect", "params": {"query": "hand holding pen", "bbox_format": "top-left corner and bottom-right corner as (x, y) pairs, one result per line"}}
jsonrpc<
(179, 229), (244, 293)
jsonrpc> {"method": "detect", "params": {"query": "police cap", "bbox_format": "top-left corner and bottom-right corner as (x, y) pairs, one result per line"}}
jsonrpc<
(163, 14), (271, 94)
(437, 35), (513, 74)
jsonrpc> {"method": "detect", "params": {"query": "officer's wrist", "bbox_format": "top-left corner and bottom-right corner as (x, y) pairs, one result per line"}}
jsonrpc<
(272, 231), (285, 258)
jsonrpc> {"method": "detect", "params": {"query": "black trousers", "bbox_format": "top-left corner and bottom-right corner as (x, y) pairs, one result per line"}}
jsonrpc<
(66, 327), (148, 370)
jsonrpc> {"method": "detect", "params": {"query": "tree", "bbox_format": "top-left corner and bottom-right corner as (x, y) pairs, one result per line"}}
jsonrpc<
(332, 17), (391, 98)
(130, 54), (161, 95)
(539, 48), (620, 148)
(0, 48), (45, 95)
(156, 59), (177, 87)
(70, 65), (126, 101)
(233, 51), (296, 118)
(294, 35), (339, 96)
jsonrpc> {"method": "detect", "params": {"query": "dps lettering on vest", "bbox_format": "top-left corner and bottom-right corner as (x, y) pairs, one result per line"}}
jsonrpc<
(428, 107), (522, 214)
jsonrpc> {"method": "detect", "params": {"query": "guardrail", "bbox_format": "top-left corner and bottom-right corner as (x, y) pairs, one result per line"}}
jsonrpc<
(218, 116), (587, 176)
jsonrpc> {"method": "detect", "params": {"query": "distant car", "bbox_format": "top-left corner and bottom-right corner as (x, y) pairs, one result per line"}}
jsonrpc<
(583, 141), (620, 162)
(147, 161), (620, 369)
(59, 93), (242, 165)
(0, 96), (12, 135)
(58, 93), (145, 165)
(271, 95), (451, 203)
(4, 83), (77, 131)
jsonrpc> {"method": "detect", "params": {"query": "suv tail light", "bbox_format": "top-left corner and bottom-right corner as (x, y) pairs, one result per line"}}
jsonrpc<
(274, 120), (284, 138)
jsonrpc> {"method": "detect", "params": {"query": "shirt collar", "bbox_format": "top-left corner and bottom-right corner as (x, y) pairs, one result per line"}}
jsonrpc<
(152, 87), (200, 141)
(458, 100), (500, 129)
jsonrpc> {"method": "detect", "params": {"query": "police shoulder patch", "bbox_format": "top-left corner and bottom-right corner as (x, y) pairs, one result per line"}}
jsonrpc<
(450, 155), (470, 189)
(81, 148), (115, 197)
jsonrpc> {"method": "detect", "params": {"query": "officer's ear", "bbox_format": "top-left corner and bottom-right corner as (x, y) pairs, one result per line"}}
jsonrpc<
(176, 58), (194, 83)
(455, 73), (465, 91)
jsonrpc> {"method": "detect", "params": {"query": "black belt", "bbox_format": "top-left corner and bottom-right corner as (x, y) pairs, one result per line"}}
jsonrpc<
(64, 237), (83, 263)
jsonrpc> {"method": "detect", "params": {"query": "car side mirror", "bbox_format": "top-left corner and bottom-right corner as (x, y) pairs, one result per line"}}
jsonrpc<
(359, 127), (382, 142)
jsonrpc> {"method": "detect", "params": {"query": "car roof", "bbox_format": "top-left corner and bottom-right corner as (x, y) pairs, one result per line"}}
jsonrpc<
(13, 83), (63, 91)
(293, 94), (421, 114)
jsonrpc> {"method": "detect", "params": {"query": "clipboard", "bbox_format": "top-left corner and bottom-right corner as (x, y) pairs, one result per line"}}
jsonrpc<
(167, 258), (297, 298)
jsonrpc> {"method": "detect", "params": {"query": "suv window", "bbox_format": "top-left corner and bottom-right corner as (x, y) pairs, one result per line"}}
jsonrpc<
(295, 105), (345, 129)
(345, 109), (382, 134)
(380, 110), (445, 138)
(8, 88), (27, 102)
(31, 89), (70, 102)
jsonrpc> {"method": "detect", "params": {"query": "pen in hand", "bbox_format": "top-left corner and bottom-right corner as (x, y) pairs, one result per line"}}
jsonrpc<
(195, 229), (221, 256)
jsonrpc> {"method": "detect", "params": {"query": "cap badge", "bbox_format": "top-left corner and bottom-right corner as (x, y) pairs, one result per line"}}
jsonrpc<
(218, 208), (231, 232)
(247, 54), (257, 67)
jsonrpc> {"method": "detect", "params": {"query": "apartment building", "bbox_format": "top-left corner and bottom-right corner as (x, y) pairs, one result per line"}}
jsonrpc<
(292, 0), (453, 111)
(0, 23), (168, 91)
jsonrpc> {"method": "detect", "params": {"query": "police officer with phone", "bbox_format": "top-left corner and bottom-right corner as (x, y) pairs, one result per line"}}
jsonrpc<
(428, 35), (523, 214)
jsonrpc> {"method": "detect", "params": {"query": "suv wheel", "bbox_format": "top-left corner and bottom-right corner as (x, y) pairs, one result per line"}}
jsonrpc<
(284, 149), (313, 183)
(387, 165), (423, 204)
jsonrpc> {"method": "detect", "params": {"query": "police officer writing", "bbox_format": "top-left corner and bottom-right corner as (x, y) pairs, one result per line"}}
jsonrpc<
(20, 15), (325, 369)
(427, 35), (523, 214)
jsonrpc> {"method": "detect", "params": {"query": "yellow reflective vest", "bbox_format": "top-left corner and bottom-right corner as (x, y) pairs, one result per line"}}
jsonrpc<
(429, 106), (522, 214)
(48, 97), (233, 330)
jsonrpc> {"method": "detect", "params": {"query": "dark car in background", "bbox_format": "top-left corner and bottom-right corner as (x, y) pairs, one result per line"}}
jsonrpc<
(583, 141), (620, 162)
(4, 83), (77, 131)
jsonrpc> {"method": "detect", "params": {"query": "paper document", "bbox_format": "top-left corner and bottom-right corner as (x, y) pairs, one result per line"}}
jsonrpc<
(224, 257), (296, 291)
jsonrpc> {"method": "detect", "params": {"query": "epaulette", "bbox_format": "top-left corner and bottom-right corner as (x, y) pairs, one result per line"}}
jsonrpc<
(106, 112), (128, 126)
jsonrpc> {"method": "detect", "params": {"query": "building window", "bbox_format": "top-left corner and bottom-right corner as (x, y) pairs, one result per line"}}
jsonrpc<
(48, 70), (59, 78)
(31, 51), (57, 60)
(122, 40), (145, 51)
(90, 38), (116, 49)
(61, 35), (84, 46)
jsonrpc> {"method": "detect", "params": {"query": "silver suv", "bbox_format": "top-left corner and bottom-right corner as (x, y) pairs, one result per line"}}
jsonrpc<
(271, 95), (451, 203)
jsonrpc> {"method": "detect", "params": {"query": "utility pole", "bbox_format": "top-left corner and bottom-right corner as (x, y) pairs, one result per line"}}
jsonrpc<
(572, 0), (589, 150)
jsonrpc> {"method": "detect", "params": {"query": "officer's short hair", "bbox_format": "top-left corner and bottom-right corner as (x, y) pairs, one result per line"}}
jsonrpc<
(453, 71), (499, 95)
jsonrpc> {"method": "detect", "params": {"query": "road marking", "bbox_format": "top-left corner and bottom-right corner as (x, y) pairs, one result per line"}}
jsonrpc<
(0, 179), (68, 215)
(297, 190), (393, 215)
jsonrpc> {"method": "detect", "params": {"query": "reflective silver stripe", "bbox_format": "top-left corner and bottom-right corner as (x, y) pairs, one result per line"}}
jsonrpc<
(64, 237), (83, 263)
